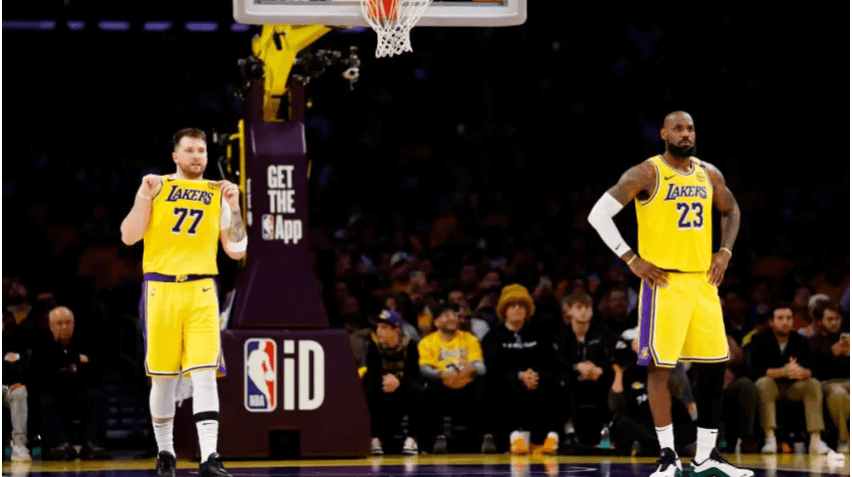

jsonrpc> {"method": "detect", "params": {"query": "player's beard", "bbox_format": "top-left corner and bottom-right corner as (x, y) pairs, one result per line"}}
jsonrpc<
(178, 162), (205, 180)
(666, 140), (696, 158)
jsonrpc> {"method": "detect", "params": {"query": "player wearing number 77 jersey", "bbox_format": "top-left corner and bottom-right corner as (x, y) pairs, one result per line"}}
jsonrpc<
(588, 112), (752, 477)
(120, 128), (246, 477)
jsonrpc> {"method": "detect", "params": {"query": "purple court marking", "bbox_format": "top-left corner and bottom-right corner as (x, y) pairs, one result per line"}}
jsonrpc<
(144, 21), (173, 32)
(3, 20), (55, 30)
(185, 21), (219, 32)
(98, 21), (131, 31)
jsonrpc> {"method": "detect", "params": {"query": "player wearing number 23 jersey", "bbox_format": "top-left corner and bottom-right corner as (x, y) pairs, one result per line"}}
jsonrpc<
(633, 154), (726, 367)
(588, 112), (748, 477)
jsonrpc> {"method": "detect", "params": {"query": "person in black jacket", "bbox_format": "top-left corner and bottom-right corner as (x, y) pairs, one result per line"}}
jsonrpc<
(361, 309), (422, 455)
(808, 301), (849, 453)
(555, 293), (614, 447)
(747, 304), (829, 454)
(30, 307), (108, 460)
(482, 284), (560, 455)
(609, 327), (696, 457)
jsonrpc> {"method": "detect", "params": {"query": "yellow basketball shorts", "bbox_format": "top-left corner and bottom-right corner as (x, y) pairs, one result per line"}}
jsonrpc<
(636, 273), (728, 368)
(141, 276), (226, 377)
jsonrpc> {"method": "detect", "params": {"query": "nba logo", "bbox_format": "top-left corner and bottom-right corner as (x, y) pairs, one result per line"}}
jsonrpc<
(261, 214), (275, 240)
(244, 338), (277, 412)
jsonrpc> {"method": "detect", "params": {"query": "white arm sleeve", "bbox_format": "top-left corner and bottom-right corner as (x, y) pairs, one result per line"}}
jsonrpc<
(587, 192), (633, 258)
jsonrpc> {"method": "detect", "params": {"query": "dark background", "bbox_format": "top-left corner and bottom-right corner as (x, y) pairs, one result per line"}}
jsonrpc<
(2, 1), (848, 369)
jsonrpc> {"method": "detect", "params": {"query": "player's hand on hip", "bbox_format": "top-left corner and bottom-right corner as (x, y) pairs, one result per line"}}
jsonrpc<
(628, 257), (669, 288)
(218, 180), (241, 210)
(139, 174), (163, 196)
(707, 251), (731, 287)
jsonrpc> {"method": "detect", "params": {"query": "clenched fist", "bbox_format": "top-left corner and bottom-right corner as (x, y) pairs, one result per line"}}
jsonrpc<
(219, 180), (241, 211)
(138, 175), (163, 198)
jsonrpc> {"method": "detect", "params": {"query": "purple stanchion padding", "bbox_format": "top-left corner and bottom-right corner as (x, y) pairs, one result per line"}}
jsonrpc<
(174, 329), (371, 458)
(229, 81), (329, 329)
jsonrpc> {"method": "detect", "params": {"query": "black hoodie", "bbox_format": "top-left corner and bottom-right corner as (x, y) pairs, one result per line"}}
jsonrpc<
(481, 322), (558, 390)
(361, 331), (422, 396)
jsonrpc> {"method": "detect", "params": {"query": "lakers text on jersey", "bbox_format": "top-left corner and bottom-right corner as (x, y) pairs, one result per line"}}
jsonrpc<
(635, 155), (713, 273)
(418, 331), (483, 373)
(142, 176), (222, 276)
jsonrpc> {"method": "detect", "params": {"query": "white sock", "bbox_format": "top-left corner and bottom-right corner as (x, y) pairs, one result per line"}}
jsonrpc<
(656, 424), (676, 455)
(153, 420), (175, 457)
(196, 419), (218, 460)
(192, 369), (220, 460)
(695, 427), (718, 462)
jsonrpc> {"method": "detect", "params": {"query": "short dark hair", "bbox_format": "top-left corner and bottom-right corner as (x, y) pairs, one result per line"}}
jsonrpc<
(771, 302), (793, 317)
(562, 293), (593, 308)
(173, 128), (206, 150)
(815, 300), (842, 321)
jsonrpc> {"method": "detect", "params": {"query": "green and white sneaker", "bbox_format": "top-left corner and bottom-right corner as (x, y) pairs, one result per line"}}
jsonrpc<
(691, 448), (754, 477)
(651, 448), (683, 477)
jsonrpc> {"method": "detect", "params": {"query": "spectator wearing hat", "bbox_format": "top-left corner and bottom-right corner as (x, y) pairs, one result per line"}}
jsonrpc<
(361, 310), (422, 455)
(481, 284), (560, 455)
(418, 302), (492, 454)
(555, 293), (614, 447)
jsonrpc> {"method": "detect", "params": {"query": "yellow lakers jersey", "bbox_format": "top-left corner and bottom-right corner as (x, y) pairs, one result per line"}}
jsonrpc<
(418, 331), (483, 372)
(143, 176), (222, 275)
(635, 155), (713, 272)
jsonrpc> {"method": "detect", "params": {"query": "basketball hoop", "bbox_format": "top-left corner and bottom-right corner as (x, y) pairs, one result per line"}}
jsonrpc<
(359, 0), (432, 57)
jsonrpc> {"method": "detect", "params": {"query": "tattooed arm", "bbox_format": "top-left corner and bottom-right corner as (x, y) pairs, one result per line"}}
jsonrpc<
(219, 181), (247, 260)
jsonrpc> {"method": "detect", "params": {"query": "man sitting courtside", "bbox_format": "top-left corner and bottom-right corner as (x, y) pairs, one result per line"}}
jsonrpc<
(482, 284), (560, 455)
(362, 310), (421, 455)
(418, 302), (493, 454)
(747, 303), (830, 454)
(30, 306), (108, 460)
(555, 293), (613, 447)
(808, 301), (850, 453)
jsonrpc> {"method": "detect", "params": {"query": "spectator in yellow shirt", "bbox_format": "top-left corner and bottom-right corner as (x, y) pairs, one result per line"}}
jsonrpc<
(418, 302), (494, 454)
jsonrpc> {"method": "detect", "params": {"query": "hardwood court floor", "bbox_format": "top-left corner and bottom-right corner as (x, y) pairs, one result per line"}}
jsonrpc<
(3, 453), (849, 476)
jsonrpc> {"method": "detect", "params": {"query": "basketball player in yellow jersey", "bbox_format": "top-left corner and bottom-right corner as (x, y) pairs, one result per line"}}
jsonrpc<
(589, 112), (752, 477)
(120, 128), (246, 477)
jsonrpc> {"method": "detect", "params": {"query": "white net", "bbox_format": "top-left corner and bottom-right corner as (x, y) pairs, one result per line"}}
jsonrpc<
(359, 0), (432, 58)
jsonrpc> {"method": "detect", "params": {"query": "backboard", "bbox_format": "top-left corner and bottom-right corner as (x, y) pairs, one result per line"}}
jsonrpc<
(233, 0), (526, 28)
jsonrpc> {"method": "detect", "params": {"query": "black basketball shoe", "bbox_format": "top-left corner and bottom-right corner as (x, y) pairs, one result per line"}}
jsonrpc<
(156, 451), (176, 477)
(199, 452), (232, 477)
